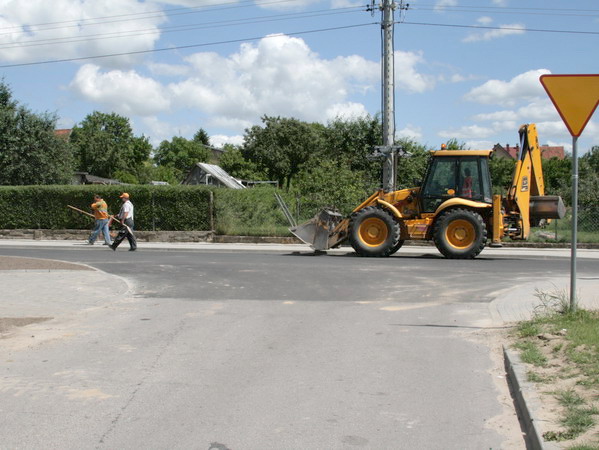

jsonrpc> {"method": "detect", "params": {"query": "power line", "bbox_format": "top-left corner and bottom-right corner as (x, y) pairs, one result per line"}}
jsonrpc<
(0, 23), (376, 69)
(411, 3), (599, 14)
(0, 6), (365, 50)
(411, 5), (599, 18)
(0, 0), (315, 35)
(400, 21), (599, 36)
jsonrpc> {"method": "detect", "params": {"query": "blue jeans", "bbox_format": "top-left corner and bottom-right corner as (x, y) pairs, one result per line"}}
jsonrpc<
(89, 219), (111, 245)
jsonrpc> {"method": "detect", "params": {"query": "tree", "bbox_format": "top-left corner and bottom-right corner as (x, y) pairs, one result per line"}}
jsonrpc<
(219, 144), (265, 181)
(0, 81), (74, 185)
(581, 145), (599, 174)
(443, 138), (467, 150)
(193, 128), (211, 146)
(395, 138), (430, 189)
(542, 156), (571, 196)
(131, 135), (153, 171)
(489, 157), (516, 194)
(242, 116), (326, 189)
(153, 136), (210, 179)
(70, 111), (142, 179)
(294, 159), (369, 215)
(323, 116), (381, 170)
(129, 161), (180, 185)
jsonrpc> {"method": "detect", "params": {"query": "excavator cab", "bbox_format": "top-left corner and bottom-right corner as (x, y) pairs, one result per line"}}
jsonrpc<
(420, 151), (493, 212)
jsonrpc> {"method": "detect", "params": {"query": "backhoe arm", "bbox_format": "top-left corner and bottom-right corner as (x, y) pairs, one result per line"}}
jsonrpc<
(504, 123), (564, 239)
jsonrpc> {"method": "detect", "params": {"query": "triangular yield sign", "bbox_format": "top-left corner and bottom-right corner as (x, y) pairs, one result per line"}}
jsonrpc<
(540, 74), (599, 137)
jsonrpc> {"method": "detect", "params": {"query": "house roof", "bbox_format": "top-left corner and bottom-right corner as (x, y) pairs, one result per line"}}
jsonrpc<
(73, 172), (123, 185)
(493, 143), (565, 160)
(54, 129), (72, 140)
(541, 146), (565, 159)
(187, 163), (246, 189)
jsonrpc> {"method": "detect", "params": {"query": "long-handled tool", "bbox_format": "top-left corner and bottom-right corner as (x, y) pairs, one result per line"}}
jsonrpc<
(67, 204), (95, 218)
(67, 204), (133, 235)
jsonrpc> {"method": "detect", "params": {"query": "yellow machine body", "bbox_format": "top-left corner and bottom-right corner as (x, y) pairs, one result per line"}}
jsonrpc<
(291, 124), (565, 258)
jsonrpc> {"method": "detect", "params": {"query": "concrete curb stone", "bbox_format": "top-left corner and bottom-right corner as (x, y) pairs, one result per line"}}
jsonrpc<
(503, 347), (562, 450)
(1, 228), (598, 249)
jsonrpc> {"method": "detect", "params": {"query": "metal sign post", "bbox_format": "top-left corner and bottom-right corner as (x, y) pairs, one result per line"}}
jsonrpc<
(540, 74), (599, 311)
(570, 135), (579, 311)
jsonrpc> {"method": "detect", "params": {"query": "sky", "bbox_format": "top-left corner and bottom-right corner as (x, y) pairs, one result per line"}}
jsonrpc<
(0, 0), (598, 155)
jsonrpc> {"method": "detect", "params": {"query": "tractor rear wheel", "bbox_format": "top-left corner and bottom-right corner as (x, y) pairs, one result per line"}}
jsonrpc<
(433, 208), (487, 259)
(349, 206), (400, 257)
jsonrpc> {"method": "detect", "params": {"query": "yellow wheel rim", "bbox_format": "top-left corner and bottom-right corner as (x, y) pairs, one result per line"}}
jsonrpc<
(445, 219), (475, 249)
(359, 217), (388, 247)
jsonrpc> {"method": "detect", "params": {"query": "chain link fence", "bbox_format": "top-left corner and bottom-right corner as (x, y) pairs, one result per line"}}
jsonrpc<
(532, 207), (599, 243)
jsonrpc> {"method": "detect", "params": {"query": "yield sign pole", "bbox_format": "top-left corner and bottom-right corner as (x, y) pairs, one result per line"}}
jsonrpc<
(540, 74), (599, 311)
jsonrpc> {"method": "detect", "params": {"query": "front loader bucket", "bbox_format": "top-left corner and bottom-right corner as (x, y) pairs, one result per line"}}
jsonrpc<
(290, 209), (345, 251)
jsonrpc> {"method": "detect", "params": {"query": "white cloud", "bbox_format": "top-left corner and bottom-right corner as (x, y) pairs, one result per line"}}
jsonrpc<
(331, 0), (364, 7)
(148, 62), (190, 77)
(155, 0), (229, 5)
(434, 0), (457, 12)
(477, 16), (493, 26)
(438, 124), (495, 139)
(325, 102), (369, 121)
(210, 134), (244, 147)
(141, 116), (179, 146)
(70, 64), (171, 116)
(471, 99), (556, 124)
(395, 50), (436, 93)
(0, 0), (165, 67)
(463, 24), (526, 43)
(465, 140), (494, 150)
(464, 69), (550, 107)
(167, 34), (377, 127)
(397, 125), (423, 142)
(66, 33), (436, 136)
(254, 0), (320, 10)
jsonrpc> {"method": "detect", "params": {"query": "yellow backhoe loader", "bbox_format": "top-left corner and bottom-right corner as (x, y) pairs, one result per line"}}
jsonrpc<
(291, 123), (566, 259)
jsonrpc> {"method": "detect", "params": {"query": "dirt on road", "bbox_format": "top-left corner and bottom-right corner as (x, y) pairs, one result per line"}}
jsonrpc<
(0, 255), (91, 337)
(0, 255), (92, 271)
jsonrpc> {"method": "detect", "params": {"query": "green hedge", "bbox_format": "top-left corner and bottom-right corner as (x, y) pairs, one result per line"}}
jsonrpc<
(0, 185), (333, 235)
(0, 185), (212, 231)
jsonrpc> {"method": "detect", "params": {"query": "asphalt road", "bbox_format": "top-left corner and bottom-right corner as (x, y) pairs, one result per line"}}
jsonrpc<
(1, 245), (597, 449)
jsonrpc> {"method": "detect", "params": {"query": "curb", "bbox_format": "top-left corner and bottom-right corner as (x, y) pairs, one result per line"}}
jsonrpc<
(1, 229), (598, 249)
(503, 346), (562, 450)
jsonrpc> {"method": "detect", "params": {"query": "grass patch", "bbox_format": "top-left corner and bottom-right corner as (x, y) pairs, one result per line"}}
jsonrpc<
(515, 320), (541, 338)
(514, 341), (548, 366)
(510, 293), (599, 446)
(527, 371), (553, 383)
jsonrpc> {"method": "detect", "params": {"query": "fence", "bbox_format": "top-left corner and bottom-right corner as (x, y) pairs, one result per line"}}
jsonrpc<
(531, 208), (599, 243)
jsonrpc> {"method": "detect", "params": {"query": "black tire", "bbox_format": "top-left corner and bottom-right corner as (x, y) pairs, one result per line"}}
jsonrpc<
(388, 239), (405, 256)
(349, 206), (400, 257)
(433, 208), (487, 259)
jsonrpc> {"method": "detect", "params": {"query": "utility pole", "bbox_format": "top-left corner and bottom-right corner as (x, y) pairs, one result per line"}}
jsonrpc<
(374, 0), (408, 191)
(380, 0), (396, 192)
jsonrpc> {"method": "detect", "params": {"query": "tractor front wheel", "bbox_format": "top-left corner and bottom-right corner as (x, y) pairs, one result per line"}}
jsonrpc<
(349, 206), (400, 257)
(433, 208), (487, 259)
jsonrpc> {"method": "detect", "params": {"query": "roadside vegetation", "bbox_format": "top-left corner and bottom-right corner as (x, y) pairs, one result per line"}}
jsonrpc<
(510, 290), (599, 448)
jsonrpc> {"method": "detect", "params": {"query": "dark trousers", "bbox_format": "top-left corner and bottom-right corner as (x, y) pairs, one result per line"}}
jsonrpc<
(112, 218), (137, 250)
